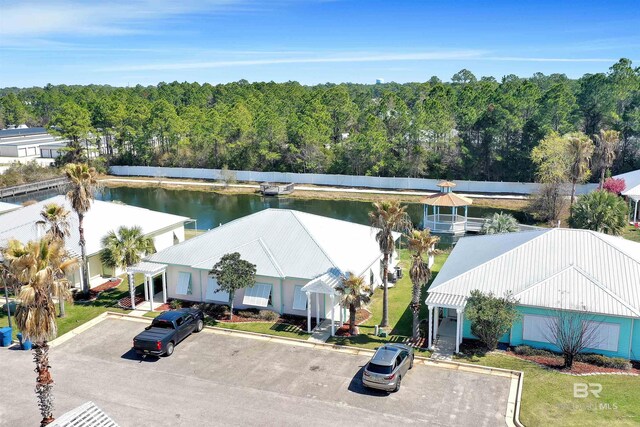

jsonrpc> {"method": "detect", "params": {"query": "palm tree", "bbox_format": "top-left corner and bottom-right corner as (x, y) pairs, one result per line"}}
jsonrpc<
(594, 129), (620, 189)
(569, 190), (628, 235)
(39, 203), (72, 317)
(566, 133), (594, 205)
(100, 226), (155, 293)
(3, 238), (77, 426)
(336, 273), (371, 335)
(65, 163), (97, 295)
(407, 229), (439, 340)
(369, 200), (412, 328)
(480, 212), (520, 235)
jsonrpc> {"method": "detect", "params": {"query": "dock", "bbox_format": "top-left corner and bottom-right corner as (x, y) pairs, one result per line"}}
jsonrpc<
(259, 182), (295, 196)
(0, 177), (69, 200)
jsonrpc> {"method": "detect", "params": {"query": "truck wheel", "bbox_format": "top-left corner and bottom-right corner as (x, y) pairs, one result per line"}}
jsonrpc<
(164, 342), (174, 357)
(409, 355), (414, 369)
(195, 319), (204, 332)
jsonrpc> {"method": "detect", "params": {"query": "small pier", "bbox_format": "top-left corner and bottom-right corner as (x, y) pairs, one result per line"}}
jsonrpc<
(259, 182), (295, 196)
(0, 177), (68, 200)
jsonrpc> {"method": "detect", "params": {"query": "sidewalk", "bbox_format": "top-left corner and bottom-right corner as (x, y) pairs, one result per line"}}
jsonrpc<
(307, 318), (333, 343)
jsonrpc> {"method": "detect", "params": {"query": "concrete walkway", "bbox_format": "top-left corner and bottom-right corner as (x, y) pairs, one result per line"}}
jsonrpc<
(307, 318), (333, 343)
(430, 318), (458, 360)
(102, 177), (529, 200)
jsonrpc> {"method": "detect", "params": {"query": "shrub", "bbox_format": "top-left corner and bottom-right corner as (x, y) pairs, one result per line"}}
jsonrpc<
(465, 290), (519, 350)
(603, 177), (626, 194)
(258, 310), (279, 321)
(569, 190), (628, 235)
(513, 345), (555, 357)
(169, 299), (182, 309)
(576, 353), (632, 370)
(200, 303), (230, 318)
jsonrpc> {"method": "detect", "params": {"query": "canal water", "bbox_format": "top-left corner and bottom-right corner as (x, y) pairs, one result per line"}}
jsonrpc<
(5, 186), (531, 245)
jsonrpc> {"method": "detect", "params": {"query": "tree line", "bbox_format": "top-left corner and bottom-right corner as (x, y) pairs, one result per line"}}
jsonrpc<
(1, 58), (639, 182)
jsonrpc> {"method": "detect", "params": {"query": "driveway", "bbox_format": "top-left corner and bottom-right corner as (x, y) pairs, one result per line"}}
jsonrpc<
(0, 317), (512, 426)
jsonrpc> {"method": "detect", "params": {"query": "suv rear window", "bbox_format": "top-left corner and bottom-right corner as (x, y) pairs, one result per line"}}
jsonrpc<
(367, 362), (393, 374)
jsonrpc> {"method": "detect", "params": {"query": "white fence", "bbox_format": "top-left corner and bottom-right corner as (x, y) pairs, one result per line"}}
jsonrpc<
(109, 166), (598, 196)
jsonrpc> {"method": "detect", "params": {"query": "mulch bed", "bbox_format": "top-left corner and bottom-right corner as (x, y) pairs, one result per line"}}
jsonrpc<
(336, 324), (359, 337)
(154, 303), (170, 312)
(90, 278), (122, 297)
(512, 353), (640, 375)
(118, 295), (145, 309)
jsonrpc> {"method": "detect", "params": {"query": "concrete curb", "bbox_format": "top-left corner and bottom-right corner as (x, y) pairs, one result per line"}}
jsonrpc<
(102, 311), (524, 426)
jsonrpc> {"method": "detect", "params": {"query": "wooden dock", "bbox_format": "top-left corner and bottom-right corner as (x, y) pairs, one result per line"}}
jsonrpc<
(259, 182), (295, 196)
(0, 177), (69, 200)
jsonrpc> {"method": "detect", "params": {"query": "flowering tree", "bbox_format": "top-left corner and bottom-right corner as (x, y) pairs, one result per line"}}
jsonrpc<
(603, 177), (626, 194)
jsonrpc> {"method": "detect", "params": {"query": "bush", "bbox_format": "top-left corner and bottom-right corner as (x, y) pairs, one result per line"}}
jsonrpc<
(603, 177), (626, 194)
(513, 345), (555, 357)
(199, 303), (230, 318)
(169, 299), (182, 309)
(576, 353), (632, 370)
(465, 290), (519, 350)
(258, 310), (279, 321)
(569, 190), (628, 235)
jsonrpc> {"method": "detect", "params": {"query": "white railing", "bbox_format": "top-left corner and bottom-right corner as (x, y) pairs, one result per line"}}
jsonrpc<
(109, 166), (599, 196)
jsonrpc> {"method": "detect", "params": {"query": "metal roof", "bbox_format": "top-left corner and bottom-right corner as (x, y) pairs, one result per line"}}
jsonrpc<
(0, 195), (190, 256)
(127, 261), (167, 276)
(0, 201), (20, 215)
(146, 209), (395, 280)
(427, 228), (640, 318)
(50, 401), (118, 427)
(615, 169), (640, 198)
(0, 127), (47, 138)
(302, 268), (342, 294)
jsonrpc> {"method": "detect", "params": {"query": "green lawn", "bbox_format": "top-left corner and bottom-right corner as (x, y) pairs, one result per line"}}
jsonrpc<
(327, 249), (447, 355)
(455, 352), (640, 426)
(205, 318), (311, 340)
(622, 225), (640, 243)
(1, 279), (137, 341)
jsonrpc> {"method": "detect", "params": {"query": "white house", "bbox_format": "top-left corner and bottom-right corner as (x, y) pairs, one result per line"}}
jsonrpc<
(614, 169), (640, 223)
(136, 209), (400, 335)
(426, 228), (640, 359)
(0, 195), (191, 289)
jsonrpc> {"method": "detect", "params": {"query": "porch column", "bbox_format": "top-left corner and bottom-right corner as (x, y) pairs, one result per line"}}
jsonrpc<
(433, 307), (439, 339)
(315, 293), (320, 325)
(128, 272), (136, 310)
(455, 309), (462, 353)
(143, 274), (149, 301)
(635, 200), (639, 223)
(464, 205), (468, 232)
(148, 275), (154, 312)
(161, 271), (167, 304)
(306, 292), (311, 333)
(427, 305), (433, 349)
(330, 294), (335, 336)
(432, 206), (436, 230)
(459, 310), (465, 345)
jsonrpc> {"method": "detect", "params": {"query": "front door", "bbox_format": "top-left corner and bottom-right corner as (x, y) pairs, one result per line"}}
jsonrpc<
(447, 308), (457, 319)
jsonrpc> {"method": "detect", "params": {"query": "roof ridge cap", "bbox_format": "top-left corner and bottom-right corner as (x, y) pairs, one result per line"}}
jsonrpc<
(289, 210), (340, 268)
(256, 237), (286, 278)
(585, 230), (640, 266)
(512, 264), (576, 298)
(571, 265), (640, 317)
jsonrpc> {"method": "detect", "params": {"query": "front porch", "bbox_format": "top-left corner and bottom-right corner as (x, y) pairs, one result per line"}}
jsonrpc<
(427, 300), (466, 355)
(301, 269), (345, 338)
(126, 262), (169, 311)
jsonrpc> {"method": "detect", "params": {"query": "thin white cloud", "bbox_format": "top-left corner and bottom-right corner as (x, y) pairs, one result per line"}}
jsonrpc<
(482, 56), (620, 63)
(99, 50), (487, 72)
(0, 0), (248, 38)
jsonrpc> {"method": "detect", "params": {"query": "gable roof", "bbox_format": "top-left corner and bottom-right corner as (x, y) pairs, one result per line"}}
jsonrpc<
(146, 209), (394, 280)
(615, 169), (640, 199)
(0, 195), (190, 257)
(427, 228), (640, 317)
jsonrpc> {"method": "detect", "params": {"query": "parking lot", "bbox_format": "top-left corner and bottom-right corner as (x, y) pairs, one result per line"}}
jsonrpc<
(0, 316), (513, 426)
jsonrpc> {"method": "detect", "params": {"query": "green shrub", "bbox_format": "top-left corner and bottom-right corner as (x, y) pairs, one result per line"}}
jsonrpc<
(513, 345), (555, 357)
(576, 353), (632, 370)
(258, 310), (279, 321)
(169, 299), (182, 309)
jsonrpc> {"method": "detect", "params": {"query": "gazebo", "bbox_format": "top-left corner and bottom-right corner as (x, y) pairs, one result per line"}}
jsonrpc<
(422, 181), (473, 234)
(126, 262), (168, 311)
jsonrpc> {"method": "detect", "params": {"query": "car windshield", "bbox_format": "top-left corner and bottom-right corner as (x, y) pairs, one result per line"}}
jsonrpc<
(367, 362), (393, 374)
(152, 319), (175, 329)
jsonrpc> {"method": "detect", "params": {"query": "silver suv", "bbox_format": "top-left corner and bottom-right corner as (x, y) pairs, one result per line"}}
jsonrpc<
(362, 344), (414, 392)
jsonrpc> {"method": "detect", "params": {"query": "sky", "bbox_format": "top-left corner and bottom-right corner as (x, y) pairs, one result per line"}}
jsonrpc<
(0, 0), (639, 87)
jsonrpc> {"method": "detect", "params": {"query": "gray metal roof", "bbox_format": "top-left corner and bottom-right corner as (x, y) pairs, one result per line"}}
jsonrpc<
(50, 401), (119, 427)
(0, 127), (47, 138)
(146, 209), (392, 280)
(0, 201), (20, 215)
(427, 228), (640, 317)
(0, 195), (190, 256)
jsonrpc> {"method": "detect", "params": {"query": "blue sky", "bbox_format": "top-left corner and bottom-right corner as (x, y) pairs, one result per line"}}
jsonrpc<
(0, 0), (639, 87)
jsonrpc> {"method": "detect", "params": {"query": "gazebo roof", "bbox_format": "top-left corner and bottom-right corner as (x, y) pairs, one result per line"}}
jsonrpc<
(437, 180), (457, 188)
(423, 192), (473, 207)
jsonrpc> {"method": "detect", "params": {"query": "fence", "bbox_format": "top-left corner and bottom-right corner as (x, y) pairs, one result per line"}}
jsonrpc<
(109, 166), (598, 196)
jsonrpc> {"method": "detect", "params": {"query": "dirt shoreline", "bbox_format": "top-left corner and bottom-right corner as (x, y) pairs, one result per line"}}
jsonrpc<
(100, 174), (531, 211)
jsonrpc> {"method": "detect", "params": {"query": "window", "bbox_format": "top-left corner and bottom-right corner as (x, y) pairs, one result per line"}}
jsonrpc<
(176, 318), (184, 327)
(242, 283), (272, 307)
(205, 277), (230, 303)
(584, 321), (620, 352)
(176, 272), (192, 295)
(366, 363), (393, 375)
(292, 285), (307, 311)
(522, 314), (555, 344)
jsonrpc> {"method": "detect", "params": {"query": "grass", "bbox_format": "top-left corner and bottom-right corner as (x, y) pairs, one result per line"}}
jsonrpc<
(205, 319), (311, 340)
(326, 249), (446, 355)
(455, 352), (640, 426)
(621, 225), (640, 243)
(0, 279), (136, 341)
